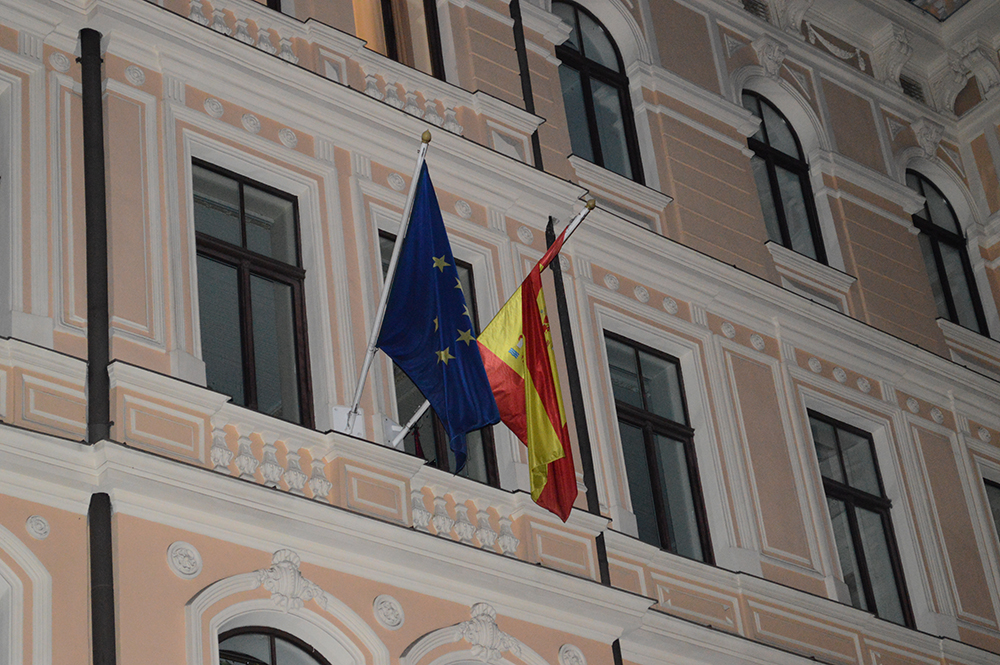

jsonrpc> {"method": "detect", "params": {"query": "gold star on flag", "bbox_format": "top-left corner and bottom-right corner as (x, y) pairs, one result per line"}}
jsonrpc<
(433, 317), (439, 332)
(436, 347), (455, 365)
(456, 329), (475, 345)
(432, 255), (450, 272)
(455, 278), (463, 290)
(463, 305), (472, 319)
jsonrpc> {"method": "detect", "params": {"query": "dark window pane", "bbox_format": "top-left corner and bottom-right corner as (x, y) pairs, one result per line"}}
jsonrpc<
(750, 155), (782, 244)
(379, 234), (395, 276)
(840, 429), (880, 495)
(250, 275), (301, 423)
(939, 242), (979, 330)
(193, 165), (241, 246)
(274, 636), (324, 665)
(244, 185), (298, 264)
(761, 101), (799, 157)
(986, 482), (1000, 539)
(552, 2), (579, 51)
(620, 421), (661, 548)
(774, 164), (817, 259)
(827, 497), (867, 611)
(810, 417), (843, 483)
(655, 434), (703, 561)
(578, 11), (618, 70)
(559, 65), (594, 163)
(605, 337), (642, 409)
(924, 184), (960, 233)
(197, 256), (245, 406)
(397, 0), (435, 76)
(637, 350), (685, 425)
(220, 634), (271, 665)
(857, 507), (906, 625)
(918, 234), (949, 320)
(592, 78), (632, 179)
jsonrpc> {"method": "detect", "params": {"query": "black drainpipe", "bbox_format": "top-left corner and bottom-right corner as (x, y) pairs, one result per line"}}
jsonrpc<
(79, 28), (111, 444)
(89, 493), (117, 665)
(509, 0), (544, 170)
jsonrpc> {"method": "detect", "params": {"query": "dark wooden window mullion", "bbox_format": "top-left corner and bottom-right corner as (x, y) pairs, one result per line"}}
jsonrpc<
(240, 260), (258, 411)
(763, 150), (793, 249)
(642, 423), (672, 551)
(880, 508), (916, 627)
(291, 279), (314, 427)
(580, 74), (605, 168)
(422, 0), (446, 80)
(798, 169), (828, 264)
(842, 495), (880, 615)
(380, 0), (400, 62)
(269, 634), (277, 665)
(928, 235), (960, 323)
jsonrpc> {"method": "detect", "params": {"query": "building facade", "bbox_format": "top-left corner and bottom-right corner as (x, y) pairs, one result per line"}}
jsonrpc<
(2, 0), (1000, 664)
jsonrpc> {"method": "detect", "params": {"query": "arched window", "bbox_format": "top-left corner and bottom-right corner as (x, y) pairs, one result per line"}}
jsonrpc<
(554, 1), (644, 183)
(742, 92), (826, 263)
(220, 628), (333, 665)
(905, 170), (988, 334)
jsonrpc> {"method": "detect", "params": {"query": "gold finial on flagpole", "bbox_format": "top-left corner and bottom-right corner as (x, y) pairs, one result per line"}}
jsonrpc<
(586, 198), (596, 210)
(422, 130), (432, 143)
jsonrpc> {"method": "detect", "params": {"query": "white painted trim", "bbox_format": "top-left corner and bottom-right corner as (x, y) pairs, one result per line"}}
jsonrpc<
(0, 522), (52, 665)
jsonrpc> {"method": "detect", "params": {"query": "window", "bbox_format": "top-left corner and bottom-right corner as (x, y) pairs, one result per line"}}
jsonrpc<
(605, 333), (711, 561)
(742, 92), (826, 262)
(905, 170), (988, 335)
(193, 161), (313, 427)
(379, 234), (498, 485)
(809, 412), (912, 626)
(554, 1), (644, 182)
(985, 480), (1000, 542)
(220, 628), (331, 665)
(381, 0), (445, 79)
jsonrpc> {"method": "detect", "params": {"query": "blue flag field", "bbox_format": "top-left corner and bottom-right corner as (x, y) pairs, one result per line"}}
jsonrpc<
(377, 163), (500, 470)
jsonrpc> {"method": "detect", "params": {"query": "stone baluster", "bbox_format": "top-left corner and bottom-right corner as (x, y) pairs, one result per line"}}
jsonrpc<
(284, 450), (308, 495)
(308, 459), (333, 502)
(233, 427), (260, 480)
(259, 433), (284, 488)
(209, 419), (234, 473)
(497, 515), (519, 557)
(430, 495), (454, 538)
(411, 489), (432, 531)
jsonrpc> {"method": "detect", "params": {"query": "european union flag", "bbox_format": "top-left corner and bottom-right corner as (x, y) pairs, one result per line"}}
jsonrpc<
(377, 163), (500, 470)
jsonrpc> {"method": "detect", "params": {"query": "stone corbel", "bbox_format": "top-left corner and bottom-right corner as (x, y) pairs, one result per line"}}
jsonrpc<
(752, 36), (788, 80)
(772, 0), (813, 38)
(933, 53), (970, 114)
(872, 25), (912, 91)
(959, 36), (1000, 99)
(911, 117), (944, 159)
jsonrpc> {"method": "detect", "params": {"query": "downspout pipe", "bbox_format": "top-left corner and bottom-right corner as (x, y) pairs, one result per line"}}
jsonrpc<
(509, 0), (544, 170)
(79, 28), (111, 444)
(89, 493), (117, 665)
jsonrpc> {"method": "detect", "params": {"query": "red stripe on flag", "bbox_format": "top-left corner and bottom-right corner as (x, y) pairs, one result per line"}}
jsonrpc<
(477, 341), (527, 443)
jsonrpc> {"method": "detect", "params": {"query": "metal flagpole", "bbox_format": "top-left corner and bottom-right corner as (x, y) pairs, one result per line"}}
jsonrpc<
(382, 199), (595, 445)
(343, 131), (432, 435)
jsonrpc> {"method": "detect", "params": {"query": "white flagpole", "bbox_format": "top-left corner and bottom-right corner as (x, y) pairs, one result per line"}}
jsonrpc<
(343, 131), (432, 435)
(382, 198), (595, 445)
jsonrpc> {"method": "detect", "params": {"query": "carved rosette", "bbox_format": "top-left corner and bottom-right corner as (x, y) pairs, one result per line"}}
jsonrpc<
(460, 603), (521, 664)
(167, 541), (203, 579)
(255, 549), (323, 610)
(25, 515), (50, 540)
(559, 644), (587, 665)
(373, 594), (405, 630)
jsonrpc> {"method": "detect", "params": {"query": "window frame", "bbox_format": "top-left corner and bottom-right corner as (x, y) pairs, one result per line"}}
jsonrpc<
(605, 331), (713, 562)
(554, 1), (645, 184)
(380, 0), (447, 80)
(808, 410), (914, 627)
(219, 626), (333, 665)
(743, 91), (827, 264)
(193, 158), (314, 428)
(905, 169), (989, 335)
(378, 231), (499, 486)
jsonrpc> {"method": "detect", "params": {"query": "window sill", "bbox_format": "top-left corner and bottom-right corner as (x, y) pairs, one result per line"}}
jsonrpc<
(938, 318), (1000, 381)
(765, 241), (856, 314)
(568, 155), (672, 232)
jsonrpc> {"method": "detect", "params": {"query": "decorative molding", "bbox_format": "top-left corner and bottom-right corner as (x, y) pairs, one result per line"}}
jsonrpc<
(832, 367), (847, 383)
(857, 377), (872, 394)
(910, 118), (943, 158)
(721, 322), (737, 339)
(455, 201), (472, 219)
(284, 451), (308, 495)
(808, 357), (823, 373)
(765, 241), (856, 313)
(752, 36), (787, 80)
(18, 31), (43, 61)
(308, 459), (332, 502)
(460, 603), (521, 663)
(804, 23), (865, 72)
(906, 397), (920, 413)
(167, 541), (203, 579)
(558, 644), (587, 665)
(980, 427), (992, 443)
(124, 65), (146, 87)
(871, 25), (911, 91)
(25, 515), (49, 540)
(189, 0), (210, 25)
(517, 226), (535, 245)
(278, 128), (298, 149)
(603, 274), (620, 292)
(885, 116), (906, 141)
(204, 98), (224, 118)
(49, 52), (70, 72)
(475, 511), (497, 550)
(725, 33), (747, 58)
(930, 407), (944, 424)
(411, 489), (432, 531)
(241, 113), (261, 134)
(497, 516), (519, 556)
(373, 594), (405, 630)
(210, 422), (234, 471)
(750, 334), (766, 351)
(663, 298), (679, 315)
(633, 285), (650, 303)
(211, 9), (232, 35)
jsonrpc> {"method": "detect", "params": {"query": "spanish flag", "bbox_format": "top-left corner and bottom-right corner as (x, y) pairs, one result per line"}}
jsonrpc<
(477, 236), (577, 521)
